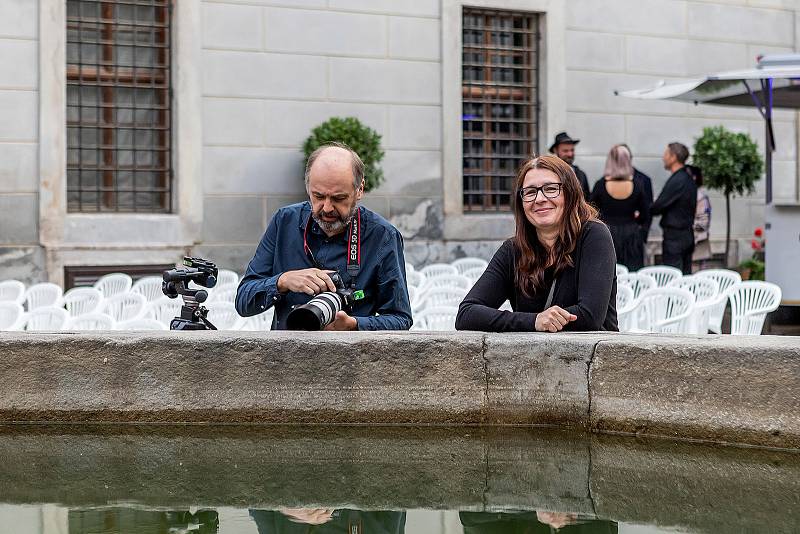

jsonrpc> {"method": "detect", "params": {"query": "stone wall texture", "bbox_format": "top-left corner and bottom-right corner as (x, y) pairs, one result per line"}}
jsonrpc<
(1, 331), (798, 448)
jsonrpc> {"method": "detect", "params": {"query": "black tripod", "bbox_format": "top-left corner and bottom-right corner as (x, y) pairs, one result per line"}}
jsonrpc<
(162, 257), (219, 330)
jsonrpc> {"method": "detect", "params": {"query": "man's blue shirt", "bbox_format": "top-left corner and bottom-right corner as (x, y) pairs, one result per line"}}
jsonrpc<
(236, 202), (412, 330)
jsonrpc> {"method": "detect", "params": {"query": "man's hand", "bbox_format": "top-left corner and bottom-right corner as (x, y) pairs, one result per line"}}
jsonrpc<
(277, 268), (336, 295)
(534, 306), (577, 332)
(324, 310), (358, 331)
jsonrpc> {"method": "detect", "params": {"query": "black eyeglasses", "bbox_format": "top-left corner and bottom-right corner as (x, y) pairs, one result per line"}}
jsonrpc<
(519, 183), (562, 202)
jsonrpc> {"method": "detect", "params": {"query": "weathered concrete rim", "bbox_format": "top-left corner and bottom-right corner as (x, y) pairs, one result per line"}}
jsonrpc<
(0, 331), (798, 448)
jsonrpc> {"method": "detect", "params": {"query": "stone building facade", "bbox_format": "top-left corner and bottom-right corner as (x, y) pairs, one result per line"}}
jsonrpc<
(1, 0), (798, 285)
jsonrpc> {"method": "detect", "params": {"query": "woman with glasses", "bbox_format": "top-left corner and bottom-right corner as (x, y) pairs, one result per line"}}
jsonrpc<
(456, 155), (618, 332)
(589, 144), (650, 271)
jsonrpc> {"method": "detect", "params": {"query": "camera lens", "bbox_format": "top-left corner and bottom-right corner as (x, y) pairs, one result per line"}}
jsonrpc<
(286, 291), (343, 330)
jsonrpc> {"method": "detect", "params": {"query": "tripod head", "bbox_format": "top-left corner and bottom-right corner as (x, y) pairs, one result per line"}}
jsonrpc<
(162, 257), (219, 330)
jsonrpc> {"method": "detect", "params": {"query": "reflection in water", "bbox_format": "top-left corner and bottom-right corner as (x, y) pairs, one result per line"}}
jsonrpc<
(249, 509), (406, 534)
(68, 508), (219, 534)
(460, 512), (617, 534)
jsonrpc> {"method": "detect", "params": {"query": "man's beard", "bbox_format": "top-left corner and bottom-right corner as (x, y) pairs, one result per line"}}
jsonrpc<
(313, 204), (358, 235)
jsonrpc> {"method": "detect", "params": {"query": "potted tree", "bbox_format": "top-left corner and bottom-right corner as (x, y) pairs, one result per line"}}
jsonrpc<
(692, 126), (763, 267)
(302, 117), (385, 192)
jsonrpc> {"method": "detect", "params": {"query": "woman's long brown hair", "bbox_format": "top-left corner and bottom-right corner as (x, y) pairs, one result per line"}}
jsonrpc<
(512, 155), (599, 297)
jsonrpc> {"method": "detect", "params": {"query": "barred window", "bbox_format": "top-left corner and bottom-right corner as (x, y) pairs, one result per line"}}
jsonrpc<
(66, 0), (172, 213)
(462, 8), (540, 212)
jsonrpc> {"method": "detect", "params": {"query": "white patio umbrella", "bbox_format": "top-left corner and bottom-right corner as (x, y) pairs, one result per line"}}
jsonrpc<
(615, 53), (800, 204)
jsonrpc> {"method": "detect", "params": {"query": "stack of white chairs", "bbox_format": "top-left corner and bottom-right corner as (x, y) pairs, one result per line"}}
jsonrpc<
(93, 273), (132, 298)
(0, 302), (26, 331)
(102, 292), (147, 323)
(25, 283), (63, 311)
(615, 284), (637, 332)
(116, 318), (167, 330)
(668, 275), (719, 334)
(206, 301), (243, 330)
(63, 287), (104, 317)
(25, 307), (69, 331)
(131, 276), (164, 302)
(695, 269), (741, 334)
(632, 287), (695, 334)
(419, 263), (458, 280)
(462, 267), (485, 284)
(65, 313), (116, 331)
(210, 286), (238, 304)
(0, 280), (26, 305)
(452, 257), (488, 276)
(639, 266), (682, 288)
(143, 296), (183, 327)
(412, 306), (459, 331)
(413, 286), (466, 313)
(727, 281), (782, 335)
(617, 273), (656, 300)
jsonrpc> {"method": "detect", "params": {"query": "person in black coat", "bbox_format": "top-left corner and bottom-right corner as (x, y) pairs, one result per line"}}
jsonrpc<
(456, 155), (617, 333)
(590, 145), (650, 271)
(652, 142), (697, 274)
(549, 132), (590, 200)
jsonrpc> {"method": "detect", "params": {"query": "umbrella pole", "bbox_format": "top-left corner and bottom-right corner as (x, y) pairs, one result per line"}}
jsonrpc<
(762, 78), (774, 204)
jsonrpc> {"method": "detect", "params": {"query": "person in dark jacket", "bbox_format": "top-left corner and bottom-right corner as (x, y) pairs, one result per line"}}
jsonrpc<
(590, 145), (650, 271)
(235, 142), (412, 330)
(456, 155), (617, 333)
(620, 144), (654, 241)
(549, 132), (590, 200)
(651, 142), (697, 274)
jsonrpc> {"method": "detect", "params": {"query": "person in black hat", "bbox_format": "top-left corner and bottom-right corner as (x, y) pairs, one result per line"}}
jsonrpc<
(549, 132), (590, 200)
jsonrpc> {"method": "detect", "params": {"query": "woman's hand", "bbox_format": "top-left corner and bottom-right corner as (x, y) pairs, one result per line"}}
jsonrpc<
(535, 306), (577, 332)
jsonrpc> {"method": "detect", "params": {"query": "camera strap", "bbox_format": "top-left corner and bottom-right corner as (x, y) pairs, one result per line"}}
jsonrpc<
(303, 207), (362, 288)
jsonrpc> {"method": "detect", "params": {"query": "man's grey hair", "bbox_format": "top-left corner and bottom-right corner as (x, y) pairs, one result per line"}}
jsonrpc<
(304, 142), (365, 190)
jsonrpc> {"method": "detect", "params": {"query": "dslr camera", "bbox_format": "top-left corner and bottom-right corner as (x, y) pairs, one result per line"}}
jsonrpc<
(162, 257), (218, 330)
(286, 272), (364, 331)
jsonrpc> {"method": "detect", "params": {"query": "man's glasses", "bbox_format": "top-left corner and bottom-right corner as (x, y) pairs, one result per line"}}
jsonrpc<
(519, 183), (562, 202)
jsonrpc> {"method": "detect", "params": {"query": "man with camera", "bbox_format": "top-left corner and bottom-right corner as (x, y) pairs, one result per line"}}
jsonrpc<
(236, 142), (412, 331)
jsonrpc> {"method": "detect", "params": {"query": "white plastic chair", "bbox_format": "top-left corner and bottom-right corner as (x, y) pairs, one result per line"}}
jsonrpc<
(406, 270), (424, 289)
(101, 292), (147, 323)
(210, 285), (238, 303)
(615, 264), (629, 277)
(669, 275), (719, 334)
(65, 313), (116, 331)
(217, 269), (239, 288)
(205, 301), (243, 330)
(236, 308), (275, 331)
(405, 262), (415, 273)
(421, 274), (472, 291)
(24, 283), (64, 311)
(695, 269), (742, 334)
(615, 284), (637, 332)
(462, 267), (485, 284)
(63, 287), (104, 317)
(144, 296), (183, 326)
(419, 263), (458, 280)
(131, 276), (164, 302)
(0, 280), (26, 305)
(412, 306), (458, 331)
(413, 286), (467, 312)
(617, 273), (656, 300)
(93, 273), (133, 298)
(25, 307), (68, 331)
(0, 302), (26, 331)
(727, 281), (782, 336)
(116, 318), (168, 330)
(638, 265), (682, 288)
(632, 287), (695, 334)
(451, 257), (488, 275)
(407, 285), (418, 306)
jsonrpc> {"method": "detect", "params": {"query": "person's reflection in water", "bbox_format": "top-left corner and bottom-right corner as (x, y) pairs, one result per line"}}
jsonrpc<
(460, 511), (617, 534)
(249, 509), (406, 534)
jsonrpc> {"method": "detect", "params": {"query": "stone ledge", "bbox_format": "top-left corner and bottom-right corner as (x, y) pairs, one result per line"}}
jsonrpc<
(0, 331), (798, 447)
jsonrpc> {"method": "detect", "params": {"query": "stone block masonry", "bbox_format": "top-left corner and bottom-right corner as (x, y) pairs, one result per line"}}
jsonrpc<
(0, 331), (798, 448)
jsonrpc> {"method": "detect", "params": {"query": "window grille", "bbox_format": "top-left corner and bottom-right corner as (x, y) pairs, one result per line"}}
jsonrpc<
(462, 8), (540, 212)
(66, 0), (172, 212)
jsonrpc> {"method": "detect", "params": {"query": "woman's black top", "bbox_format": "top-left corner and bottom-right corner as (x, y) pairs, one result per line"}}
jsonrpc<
(590, 178), (650, 226)
(455, 220), (618, 332)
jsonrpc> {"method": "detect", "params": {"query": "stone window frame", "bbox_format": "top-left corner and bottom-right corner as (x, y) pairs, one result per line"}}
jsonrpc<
(39, 0), (203, 285)
(441, 0), (565, 240)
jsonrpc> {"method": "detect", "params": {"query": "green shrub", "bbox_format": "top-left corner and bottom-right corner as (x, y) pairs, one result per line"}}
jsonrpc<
(693, 126), (763, 266)
(302, 117), (385, 192)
